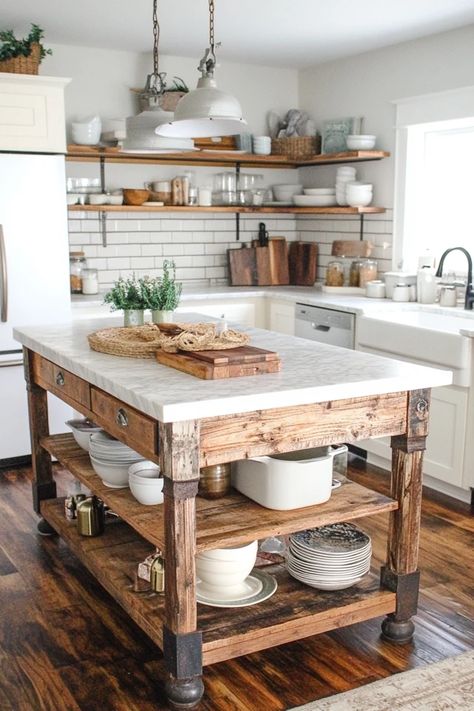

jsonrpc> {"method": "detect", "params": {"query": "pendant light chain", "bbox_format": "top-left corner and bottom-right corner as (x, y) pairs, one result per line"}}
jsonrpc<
(153, 0), (160, 77)
(209, 0), (216, 62)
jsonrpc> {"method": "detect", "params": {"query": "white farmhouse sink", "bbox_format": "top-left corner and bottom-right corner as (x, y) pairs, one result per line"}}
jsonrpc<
(357, 309), (473, 386)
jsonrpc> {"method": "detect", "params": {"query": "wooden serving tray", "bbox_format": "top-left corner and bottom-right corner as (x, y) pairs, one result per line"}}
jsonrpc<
(156, 346), (281, 379)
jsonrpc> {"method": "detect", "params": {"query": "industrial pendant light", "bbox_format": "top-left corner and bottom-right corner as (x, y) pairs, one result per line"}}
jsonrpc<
(155, 0), (247, 138)
(121, 0), (195, 153)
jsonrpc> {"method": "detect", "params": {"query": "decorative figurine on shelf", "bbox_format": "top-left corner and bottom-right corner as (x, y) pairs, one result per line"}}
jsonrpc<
(142, 260), (182, 324)
(104, 274), (147, 327)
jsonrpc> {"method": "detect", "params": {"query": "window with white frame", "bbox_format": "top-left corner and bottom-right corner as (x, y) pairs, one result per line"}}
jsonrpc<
(394, 87), (474, 277)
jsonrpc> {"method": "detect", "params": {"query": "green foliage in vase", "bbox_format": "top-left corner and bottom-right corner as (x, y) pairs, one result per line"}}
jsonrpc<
(141, 260), (182, 311)
(104, 275), (147, 311)
(0, 24), (52, 62)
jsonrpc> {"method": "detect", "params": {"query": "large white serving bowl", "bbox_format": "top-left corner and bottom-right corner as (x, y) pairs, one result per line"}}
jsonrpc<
(89, 455), (131, 488)
(293, 194), (336, 207)
(66, 419), (102, 452)
(198, 540), (258, 563)
(195, 540), (258, 594)
(303, 188), (336, 195)
(272, 184), (303, 201)
(129, 476), (164, 505)
(346, 134), (376, 150)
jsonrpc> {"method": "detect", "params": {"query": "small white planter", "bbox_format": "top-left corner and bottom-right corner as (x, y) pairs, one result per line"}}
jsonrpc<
(151, 309), (174, 324)
(123, 309), (144, 327)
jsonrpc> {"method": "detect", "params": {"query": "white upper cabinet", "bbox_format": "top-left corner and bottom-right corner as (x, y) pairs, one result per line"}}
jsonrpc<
(0, 73), (70, 153)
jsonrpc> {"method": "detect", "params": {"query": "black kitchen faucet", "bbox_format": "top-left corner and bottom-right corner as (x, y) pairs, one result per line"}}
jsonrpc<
(435, 247), (474, 310)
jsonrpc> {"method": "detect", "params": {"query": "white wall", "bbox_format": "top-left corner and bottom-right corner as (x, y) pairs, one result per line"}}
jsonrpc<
(43, 44), (299, 136)
(298, 24), (474, 207)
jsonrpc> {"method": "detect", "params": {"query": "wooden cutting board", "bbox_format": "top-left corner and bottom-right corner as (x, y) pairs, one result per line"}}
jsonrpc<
(156, 346), (281, 379)
(289, 241), (318, 286)
(268, 238), (290, 285)
(228, 247), (258, 286)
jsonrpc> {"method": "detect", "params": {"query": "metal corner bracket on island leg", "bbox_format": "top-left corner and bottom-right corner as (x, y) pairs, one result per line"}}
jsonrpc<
(381, 388), (431, 643)
(159, 419), (204, 709)
(23, 347), (57, 535)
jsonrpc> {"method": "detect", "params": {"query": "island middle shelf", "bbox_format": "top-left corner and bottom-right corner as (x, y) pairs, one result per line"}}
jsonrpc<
(41, 496), (397, 666)
(41, 433), (398, 552)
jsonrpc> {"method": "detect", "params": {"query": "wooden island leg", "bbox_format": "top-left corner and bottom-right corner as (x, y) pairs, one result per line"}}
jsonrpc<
(381, 388), (431, 643)
(160, 420), (204, 709)
(23, 348), (57, 535)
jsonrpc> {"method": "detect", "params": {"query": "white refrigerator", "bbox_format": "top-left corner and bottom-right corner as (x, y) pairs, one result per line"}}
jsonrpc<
(0, 152), (72, 463)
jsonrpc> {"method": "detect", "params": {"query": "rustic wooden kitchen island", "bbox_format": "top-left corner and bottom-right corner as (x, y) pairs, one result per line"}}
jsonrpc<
(14, 317), (451, 709)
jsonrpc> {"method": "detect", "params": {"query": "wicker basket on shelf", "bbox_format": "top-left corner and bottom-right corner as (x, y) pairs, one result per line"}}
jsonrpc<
(0, 42), (41, 75)
(271, 135), (321, 160)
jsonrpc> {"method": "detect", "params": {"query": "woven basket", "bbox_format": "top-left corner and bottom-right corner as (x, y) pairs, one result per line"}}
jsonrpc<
(88, 323), (250, 359)
(271, 135), (321, 160)
(0, 43), (41, 75)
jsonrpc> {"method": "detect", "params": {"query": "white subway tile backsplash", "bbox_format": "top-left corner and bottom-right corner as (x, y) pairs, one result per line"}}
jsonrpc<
(106, 257), (132, 269)
(130, 257), (156, 269)
(163, 244), (184, 256)
(141, 244), (163, 256)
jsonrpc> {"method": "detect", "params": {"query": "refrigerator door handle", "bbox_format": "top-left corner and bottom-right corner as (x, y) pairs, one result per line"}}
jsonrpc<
(0, 358), (23, 368)
(0, 225), (7, 323)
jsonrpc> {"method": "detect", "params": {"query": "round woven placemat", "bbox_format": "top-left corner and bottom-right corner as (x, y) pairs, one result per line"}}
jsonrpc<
(87, 323), (250, 358)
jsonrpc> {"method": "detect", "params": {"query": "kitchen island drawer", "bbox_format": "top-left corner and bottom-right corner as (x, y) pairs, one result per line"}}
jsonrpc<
(90, 388), (158, 455)
(34, 356), (91, 409)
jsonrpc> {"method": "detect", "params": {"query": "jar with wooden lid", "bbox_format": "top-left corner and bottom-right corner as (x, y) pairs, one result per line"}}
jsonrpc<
(325, 260), (344, 287)
(358, 259), (378, 287)
(198, 463), (231, 499)
(69, 252), (87, 294)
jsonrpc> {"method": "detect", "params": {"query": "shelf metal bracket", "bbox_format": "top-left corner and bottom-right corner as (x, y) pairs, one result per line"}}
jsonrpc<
(99, 156), (106, 193)
(235, 163), (241, 241)
(359, 213), (365, 241)
(100, 211), (107, 248)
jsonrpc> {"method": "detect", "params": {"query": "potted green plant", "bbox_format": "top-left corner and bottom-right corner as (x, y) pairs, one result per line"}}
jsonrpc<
(104, 275), (147, 327)
(0, 24), (52, 75)
(142, 260), (182, 324)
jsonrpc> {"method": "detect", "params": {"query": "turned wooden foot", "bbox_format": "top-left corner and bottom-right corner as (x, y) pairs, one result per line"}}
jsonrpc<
(37, 518), (57, 536)
(165, 676), (204, 709)
(381, 614), (415, 644)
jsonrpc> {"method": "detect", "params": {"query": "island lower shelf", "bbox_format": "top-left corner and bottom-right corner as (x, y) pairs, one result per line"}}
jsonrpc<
(41, 497), (397, 666)
(41, 433), (398, 552)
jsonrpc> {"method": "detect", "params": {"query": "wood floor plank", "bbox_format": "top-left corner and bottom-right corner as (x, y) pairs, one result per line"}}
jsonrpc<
(0, 459), (473, 710)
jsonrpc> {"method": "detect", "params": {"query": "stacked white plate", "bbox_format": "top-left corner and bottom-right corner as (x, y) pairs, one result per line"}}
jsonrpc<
(89, 431), (144, 488)
(298, 187), (337, 207)
(287, 522), (371, 591)
(336, 166), (357, 206)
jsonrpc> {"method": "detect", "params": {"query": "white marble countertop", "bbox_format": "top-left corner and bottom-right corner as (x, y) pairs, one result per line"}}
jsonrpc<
(14, 314), (452, 423)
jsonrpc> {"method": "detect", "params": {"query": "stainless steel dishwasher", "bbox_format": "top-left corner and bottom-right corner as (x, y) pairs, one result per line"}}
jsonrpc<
(295, 303), (355, 349)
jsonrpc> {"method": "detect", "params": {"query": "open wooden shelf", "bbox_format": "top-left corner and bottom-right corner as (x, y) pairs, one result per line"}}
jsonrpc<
(68, 204), (386, 215)
(66, 144), (390, 169)
(41, 497), (396, 665)
(42, 434), (398, 553)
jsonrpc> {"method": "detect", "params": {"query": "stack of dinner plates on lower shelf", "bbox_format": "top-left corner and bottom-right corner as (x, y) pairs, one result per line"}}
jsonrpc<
(89, 431), (144, 489)
(286, 523), (371, 591)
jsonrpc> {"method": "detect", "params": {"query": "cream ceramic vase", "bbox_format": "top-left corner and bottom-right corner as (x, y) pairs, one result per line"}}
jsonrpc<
(151, 309), (174, 324)
(123, 309), (145, 327)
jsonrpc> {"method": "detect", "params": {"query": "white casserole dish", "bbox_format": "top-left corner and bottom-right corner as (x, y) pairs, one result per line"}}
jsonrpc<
(232, 445), (346, 510)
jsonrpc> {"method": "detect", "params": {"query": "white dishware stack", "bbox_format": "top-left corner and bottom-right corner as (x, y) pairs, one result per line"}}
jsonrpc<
(286, 522), (372, 591)
(345, 181), (373, 207)
(272, 184), (303, 202)
(335, 166), (357, 206)
(346, 134), (377, 150)
(252, 135), (272, 155)
(89, 431), (144, 488)
(66, 419), (102, 452)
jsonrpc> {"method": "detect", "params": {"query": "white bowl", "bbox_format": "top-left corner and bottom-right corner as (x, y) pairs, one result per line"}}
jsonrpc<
(346, 135), (377, 150)
(293, 194), (336, 207)
(303, 188), (336, 195)
(71, 123), (101, 146)
(66, 194), (79, 205)
(347, 195), (373, 207)
(196, 541), (258, 592)
(90, 455), (131, 488)
(272, 184), (303, 201)
(129, 462), (164, 505)
(88, 194), (108, 205)
(106, 195), (124, 205)
(198, 541), (258, 563)
(66, 419), (102, 451)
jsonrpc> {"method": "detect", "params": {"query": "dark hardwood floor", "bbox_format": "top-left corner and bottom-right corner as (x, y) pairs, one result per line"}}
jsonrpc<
(0, 459), (473, 711)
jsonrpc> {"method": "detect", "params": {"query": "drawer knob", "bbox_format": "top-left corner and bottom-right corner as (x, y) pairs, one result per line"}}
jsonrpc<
(116, 408), (128, 427)
(55, 371), (65, 387)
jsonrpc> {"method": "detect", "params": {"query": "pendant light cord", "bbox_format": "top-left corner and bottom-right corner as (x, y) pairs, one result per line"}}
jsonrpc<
(153, 0), (160, 77)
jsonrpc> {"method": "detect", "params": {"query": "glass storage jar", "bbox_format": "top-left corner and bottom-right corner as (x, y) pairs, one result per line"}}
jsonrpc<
(358, 259), (378, 287)
(325, 260), (345, 287)
(69, 252), (87, 294)
(81, 268), (99, 295)
(349, 260), (362, 287)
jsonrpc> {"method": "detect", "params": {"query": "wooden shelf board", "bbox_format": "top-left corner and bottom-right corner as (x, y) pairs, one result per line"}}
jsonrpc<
(66, 144), (389, 168)
(41, 434), (398, 552)
(41, 497), (396, 666)
(68, 204), (386, 215)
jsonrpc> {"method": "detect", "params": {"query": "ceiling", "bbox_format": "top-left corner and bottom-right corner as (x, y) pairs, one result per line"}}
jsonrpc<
(2, 0), (474, 69)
